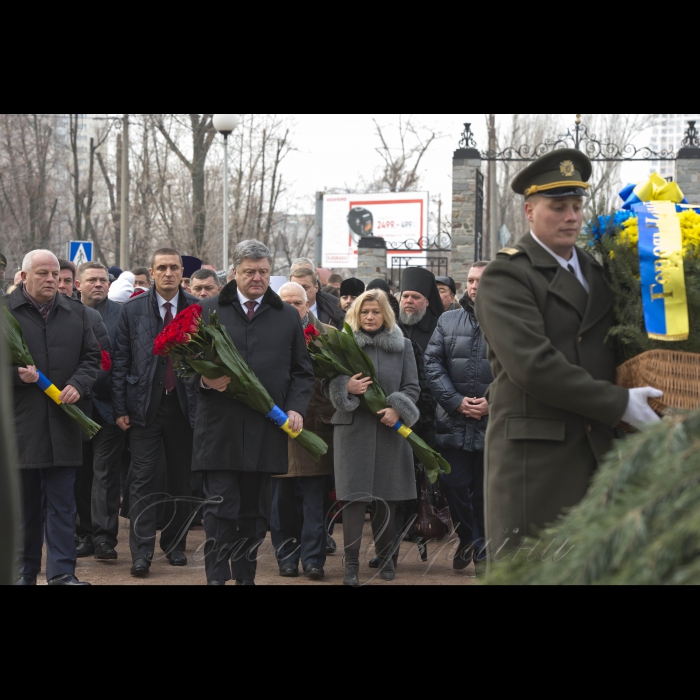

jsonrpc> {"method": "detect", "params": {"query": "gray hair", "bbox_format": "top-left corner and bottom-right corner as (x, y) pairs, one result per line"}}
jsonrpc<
(278, 282), (308, 302)
(22, 249), (59, 273)
(291, 257), (315, 271)
(226, 265), (235, 282)
(232, 240), (272, 271)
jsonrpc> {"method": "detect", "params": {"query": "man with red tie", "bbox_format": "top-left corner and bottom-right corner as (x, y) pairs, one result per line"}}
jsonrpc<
(112, 249), (199, 578)
(191, 240), (315, 586)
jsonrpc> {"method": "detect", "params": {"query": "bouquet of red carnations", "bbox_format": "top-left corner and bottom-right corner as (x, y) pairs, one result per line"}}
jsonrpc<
(154, 305), (328, 461)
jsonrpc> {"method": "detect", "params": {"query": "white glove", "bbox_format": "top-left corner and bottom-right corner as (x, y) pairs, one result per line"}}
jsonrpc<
(622, 387), (664, 430)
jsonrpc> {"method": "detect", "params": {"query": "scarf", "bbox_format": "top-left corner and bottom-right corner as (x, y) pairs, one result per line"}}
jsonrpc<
(21, 283), (57, 322)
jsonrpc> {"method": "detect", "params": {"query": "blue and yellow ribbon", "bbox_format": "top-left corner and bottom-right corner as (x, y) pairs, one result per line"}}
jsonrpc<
(394, 421), (413, 439)
(636, 200), (689, 341)
(266, 405), (302, 439)
(620, 173), (688, 211)
(35, 370), (63, 405)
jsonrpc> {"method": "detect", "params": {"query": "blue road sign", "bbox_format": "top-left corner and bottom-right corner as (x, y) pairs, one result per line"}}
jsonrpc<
(68, 241), (93, 268)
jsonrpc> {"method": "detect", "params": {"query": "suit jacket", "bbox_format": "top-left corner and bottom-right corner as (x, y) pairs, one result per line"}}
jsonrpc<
(475, 233), (629, 552)
(112, 285), (199, 428)
(191, 281), (314, 474)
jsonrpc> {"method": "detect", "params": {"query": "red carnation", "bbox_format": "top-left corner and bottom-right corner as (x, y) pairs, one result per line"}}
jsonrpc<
(101, 350), (112, 371)
(304, 324), (321, 345)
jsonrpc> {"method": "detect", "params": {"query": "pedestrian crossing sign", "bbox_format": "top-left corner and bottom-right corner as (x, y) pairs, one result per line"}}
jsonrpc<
(68, 241), (93, 268)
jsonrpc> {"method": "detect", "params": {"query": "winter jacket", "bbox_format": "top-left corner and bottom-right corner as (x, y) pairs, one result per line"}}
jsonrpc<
(112, 285), (198, 428)
(424, 297), (494, 453)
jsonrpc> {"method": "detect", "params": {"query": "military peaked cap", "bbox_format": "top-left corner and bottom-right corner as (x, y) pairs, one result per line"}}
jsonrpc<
(512, 149), (592, 198)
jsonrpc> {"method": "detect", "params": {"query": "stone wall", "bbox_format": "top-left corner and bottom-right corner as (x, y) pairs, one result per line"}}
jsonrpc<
(451, 151), (482, 289)
(676, 155), (700, 203)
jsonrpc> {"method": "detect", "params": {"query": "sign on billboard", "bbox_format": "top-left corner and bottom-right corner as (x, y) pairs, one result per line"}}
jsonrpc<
(322, 192), (429, 269)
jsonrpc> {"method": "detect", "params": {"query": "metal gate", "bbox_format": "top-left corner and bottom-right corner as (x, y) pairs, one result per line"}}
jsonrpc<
(387, 232), (452, 289)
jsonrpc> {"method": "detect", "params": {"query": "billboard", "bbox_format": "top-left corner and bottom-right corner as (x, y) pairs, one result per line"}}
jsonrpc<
(322, 192), (429, 269)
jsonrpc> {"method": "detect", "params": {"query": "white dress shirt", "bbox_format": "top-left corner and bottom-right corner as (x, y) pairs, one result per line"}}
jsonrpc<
(310, 302), (318, 317)
(155, 291), (180, 322)
(237, 288), (265, 315)
(530, 231), (590, 294)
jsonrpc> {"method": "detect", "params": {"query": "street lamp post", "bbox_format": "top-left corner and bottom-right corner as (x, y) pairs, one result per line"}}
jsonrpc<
(213, 114), (241, 271)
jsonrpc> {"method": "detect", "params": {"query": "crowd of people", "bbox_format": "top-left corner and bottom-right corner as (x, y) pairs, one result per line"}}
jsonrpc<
(3, 148), (664, 587)
(3, 241), (492, 586)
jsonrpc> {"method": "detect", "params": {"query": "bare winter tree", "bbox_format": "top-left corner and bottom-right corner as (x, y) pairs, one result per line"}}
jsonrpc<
(152, 114), (217, 257)
(0, 114), (59, 263)
(67, 115), (112, 265)
(369, 115), (438, 192)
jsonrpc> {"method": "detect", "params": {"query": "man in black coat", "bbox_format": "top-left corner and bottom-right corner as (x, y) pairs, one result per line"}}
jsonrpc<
(193, 240), (315, 586)
(398, 267), (444, 353)
(54, 261), (111, 559)
(6, 250), (100, 586)
(74, 262), (126, 561)
(290, 266), (345, 330)
(425, 262), (493, 574)
(112, 249), (199, 578)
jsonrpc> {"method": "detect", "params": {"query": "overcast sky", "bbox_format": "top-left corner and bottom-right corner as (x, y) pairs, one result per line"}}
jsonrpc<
(280, 114), (652, 215)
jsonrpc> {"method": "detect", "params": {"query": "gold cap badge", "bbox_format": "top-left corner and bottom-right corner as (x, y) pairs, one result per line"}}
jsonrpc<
(560, 160), (575, 178)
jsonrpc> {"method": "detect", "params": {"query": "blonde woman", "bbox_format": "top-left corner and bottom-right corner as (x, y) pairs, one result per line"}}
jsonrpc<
(326, 289), (420, 585)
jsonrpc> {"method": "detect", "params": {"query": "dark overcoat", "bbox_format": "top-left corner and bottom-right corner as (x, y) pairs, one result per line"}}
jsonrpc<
(475, 233), (630, 552)
(191, 281), (315, 475)
(5, 286), (101, 469)
(278, 312), (334, 479)
(326, 324), (421, 503)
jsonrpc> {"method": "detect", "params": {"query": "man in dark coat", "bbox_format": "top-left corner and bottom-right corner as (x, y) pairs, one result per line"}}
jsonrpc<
(54, 261), (111, 559)
(398, 267), (444, 353)
(475, 150), (662, 560)
(290, 266), (345, 330)
(6, 250), (101, 586)
(271, 282), (335, 581)
(193, 240), (314, 586)
(425, 262), (493, 574)
(74, 262), (126, 561)
(112, 248), (199, 578)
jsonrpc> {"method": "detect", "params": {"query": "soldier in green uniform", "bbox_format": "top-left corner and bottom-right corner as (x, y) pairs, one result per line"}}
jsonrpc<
(475, 149), (662, 559)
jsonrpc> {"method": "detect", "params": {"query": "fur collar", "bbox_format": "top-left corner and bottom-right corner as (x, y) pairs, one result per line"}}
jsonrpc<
(354, 324), (405, 353)
(218, 280), (283, 310)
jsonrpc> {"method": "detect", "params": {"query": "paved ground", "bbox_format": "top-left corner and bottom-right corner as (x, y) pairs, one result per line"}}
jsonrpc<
(37, 517), (478, 586)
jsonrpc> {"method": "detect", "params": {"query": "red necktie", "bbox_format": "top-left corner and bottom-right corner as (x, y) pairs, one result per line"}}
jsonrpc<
(245, 300), (257, 320)
(164, 303), (176, 393)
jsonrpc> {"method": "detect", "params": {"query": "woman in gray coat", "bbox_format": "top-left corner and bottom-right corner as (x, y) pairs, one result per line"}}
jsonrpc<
(326, 289), (420, 585)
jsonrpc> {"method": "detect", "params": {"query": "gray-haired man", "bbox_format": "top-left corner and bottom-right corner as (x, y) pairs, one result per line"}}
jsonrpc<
(191, 241), (315, 585)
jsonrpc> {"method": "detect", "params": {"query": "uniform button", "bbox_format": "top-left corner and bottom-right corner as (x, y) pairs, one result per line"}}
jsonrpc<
(578, 337), (583, 343)
(587, 425), (592, 433)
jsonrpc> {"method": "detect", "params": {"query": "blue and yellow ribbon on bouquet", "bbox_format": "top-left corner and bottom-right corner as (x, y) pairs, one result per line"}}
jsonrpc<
(35, 370), (64, 405)
(394, 422), (413, 439)
(620, 172), (688, 211)
(266, 405), (302, 439)
(635, 200), (690, 341)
